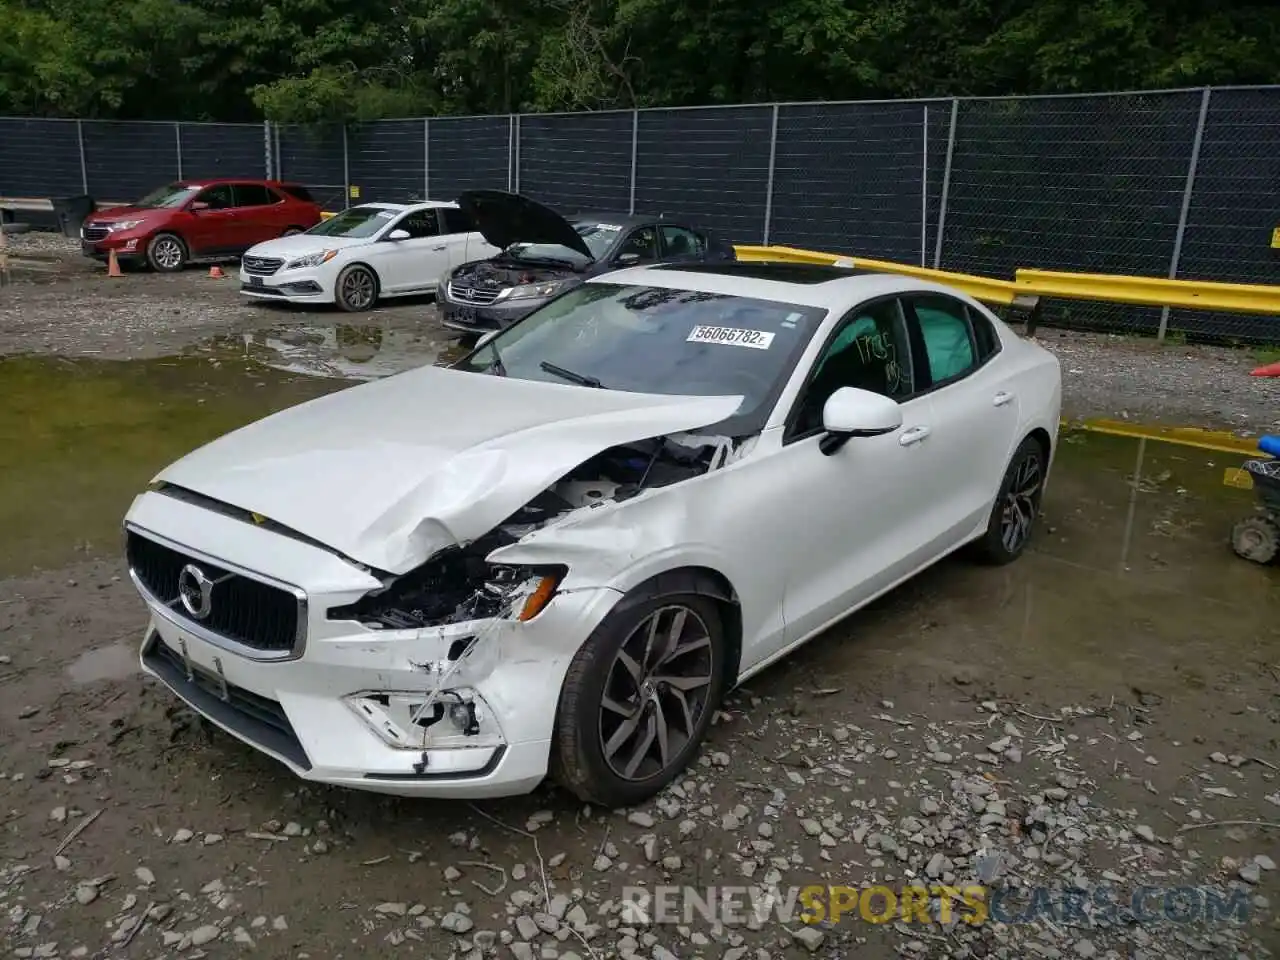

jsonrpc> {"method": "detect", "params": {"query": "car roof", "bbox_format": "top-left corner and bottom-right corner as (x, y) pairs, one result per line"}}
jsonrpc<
(570, 211), (687, 228)
(591, 261), (956, 309)
(355, 200), (459, 212)
(173, 178), (303, 188)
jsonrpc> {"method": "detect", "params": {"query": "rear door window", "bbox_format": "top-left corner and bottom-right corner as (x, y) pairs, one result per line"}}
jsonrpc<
(233, 183), (278, 207)
(440, 208), (476, 234)
(280, 184), (314, 203)
(904, 294), (977, 385)
(659, 226), (707, 257)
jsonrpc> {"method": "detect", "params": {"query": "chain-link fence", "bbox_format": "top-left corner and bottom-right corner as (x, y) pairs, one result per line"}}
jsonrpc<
(3, 86), (1278, 340)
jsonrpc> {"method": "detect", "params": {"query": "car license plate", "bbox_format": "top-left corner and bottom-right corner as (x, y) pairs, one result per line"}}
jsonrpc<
(447, 306), (477, 325)
(249, 276), (263, 287)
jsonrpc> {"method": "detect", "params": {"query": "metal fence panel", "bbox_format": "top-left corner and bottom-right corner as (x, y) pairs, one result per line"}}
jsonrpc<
(178, 122), (265, 182)
(276, 124), (347, 211)
(771, 101), (938, 263)
(348, 120), (427, 203)
(81, 121), (181, 202)
(925, 103), (954, 268)
(0, 118), (84, 197)
(427, 116), (511, 201)
(1167, 89), (1280, 341)
(939, 91), (1204, 333)
(633, 106), (773, 243)
(518, 111), (633, 214)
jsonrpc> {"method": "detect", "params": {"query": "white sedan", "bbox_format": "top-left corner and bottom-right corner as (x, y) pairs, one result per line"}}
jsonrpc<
(123, 262), (1061, 807)
(239, 201), (498, 311)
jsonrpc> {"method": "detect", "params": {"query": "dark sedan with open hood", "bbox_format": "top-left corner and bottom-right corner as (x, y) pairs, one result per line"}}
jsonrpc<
(436, 190), (736, 335)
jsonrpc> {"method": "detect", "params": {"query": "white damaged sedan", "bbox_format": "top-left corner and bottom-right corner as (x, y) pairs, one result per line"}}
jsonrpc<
(124, 261), (1061, 806)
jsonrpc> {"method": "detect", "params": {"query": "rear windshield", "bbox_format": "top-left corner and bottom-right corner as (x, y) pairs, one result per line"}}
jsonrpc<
(280, 184), (314, 202)
(454, 282), (827, 435)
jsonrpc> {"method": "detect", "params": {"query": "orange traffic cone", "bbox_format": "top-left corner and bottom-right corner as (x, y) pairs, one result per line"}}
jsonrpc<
(107, 249), (122, 278)
(209, 265), (225, 279)
(1251, 360), (1280, 377)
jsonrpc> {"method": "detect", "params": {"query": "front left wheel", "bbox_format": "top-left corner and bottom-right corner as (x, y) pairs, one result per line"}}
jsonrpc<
(335, 264), (379, 312)
(552, 592), (726, 807)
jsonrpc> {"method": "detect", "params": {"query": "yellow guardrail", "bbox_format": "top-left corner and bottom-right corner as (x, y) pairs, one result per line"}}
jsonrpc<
(734, 245), (1022, 306)
(1014, 269), (1280, 315)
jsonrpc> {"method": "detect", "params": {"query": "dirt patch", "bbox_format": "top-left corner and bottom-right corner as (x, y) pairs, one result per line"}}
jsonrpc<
(2, 430), (1277, 958)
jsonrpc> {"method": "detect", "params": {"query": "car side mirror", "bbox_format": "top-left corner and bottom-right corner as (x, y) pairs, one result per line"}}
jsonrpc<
(387, 229), (410, 241)
(614, 252), (642, 266)
(189, 201), (209, 212)
(819, 387), (903, 456)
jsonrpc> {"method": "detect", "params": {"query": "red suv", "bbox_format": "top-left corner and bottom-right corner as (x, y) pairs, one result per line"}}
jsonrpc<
(80, 179), (324, 272)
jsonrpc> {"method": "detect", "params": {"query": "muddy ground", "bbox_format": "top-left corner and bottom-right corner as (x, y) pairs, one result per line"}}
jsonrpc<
(1, 240), (1278, 960)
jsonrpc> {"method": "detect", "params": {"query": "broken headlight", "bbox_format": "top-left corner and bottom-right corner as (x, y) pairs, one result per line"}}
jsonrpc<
(327, 547), (566, 630)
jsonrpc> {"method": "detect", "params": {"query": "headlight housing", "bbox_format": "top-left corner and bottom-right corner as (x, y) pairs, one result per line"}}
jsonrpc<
(504, 280), (562, 301)
(107, 220), (144, 232)
(284, 250), (338, 270)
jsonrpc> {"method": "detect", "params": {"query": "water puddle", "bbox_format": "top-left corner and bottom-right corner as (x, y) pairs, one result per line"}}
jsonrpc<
(67, 640), (139, 684)
(196, 322), (471, 381)
(0, 352), (346, 576)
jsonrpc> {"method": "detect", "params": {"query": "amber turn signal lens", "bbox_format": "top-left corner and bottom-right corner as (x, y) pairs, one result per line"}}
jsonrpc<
(517, 576), (559, 621)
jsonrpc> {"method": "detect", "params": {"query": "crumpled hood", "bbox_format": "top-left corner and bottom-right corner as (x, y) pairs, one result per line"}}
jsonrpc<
(152, 365), (740, 574)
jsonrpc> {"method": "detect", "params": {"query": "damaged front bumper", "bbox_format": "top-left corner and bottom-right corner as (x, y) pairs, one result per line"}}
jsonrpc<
(126, 490), (619, 798)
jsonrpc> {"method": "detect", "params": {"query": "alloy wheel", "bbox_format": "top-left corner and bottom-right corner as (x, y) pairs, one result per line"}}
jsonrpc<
(1000, 453), (1042, 553)
(153, 238), (183, 269)
(598, 604), (715, 782)
(341, 269), (376, 310)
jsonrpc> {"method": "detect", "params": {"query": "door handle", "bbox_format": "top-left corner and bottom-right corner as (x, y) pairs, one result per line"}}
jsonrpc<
(431, 244), (447, 251)
(993, 391), (1015, 407)
(899, 425), (931, 446)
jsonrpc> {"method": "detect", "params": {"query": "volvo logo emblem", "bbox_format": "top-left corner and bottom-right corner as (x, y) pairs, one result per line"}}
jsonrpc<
(177, 563), (215, 620)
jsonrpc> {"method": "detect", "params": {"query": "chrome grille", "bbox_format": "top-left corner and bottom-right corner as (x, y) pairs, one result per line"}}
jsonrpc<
(126, 530), (304, 655)
(82, 224), (109, 242)
(447, 280), (502, 305)
(242, 256), (284, 276)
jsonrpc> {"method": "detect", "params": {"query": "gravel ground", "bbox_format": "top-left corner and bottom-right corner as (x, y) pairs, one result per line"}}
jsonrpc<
(1, 233), (1278, 434)
(1, 234), (1278, 960)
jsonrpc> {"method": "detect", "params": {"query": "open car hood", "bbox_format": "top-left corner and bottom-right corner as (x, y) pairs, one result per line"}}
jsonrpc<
(151, 365), (740, 574)
(457, 190), (593, 259)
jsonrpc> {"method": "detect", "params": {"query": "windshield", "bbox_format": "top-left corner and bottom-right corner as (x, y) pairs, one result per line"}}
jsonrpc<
(135, 184), (199, 209)
(453, 282), (827, 434)
(506, 221), (623, 265)
(306, 206), (398, 238)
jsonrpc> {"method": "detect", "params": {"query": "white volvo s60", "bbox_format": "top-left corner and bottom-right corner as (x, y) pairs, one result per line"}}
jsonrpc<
(124, 260), (1062, 807)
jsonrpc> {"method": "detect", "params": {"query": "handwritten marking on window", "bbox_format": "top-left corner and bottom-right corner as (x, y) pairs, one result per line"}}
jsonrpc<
(854, 331), (905, 392)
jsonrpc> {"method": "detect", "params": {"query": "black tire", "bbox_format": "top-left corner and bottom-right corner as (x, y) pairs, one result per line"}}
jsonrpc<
(146, 232), (188, 272)
(1231, 515), (1279, 564)
(969, 435), (1047, 565)
(552, 591), (727, 807)
(335, 264), (378, 312)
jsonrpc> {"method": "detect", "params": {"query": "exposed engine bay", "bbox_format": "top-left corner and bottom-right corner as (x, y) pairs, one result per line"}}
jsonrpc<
(327, 431), (739, 631)
(449, 256), (575, 291)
